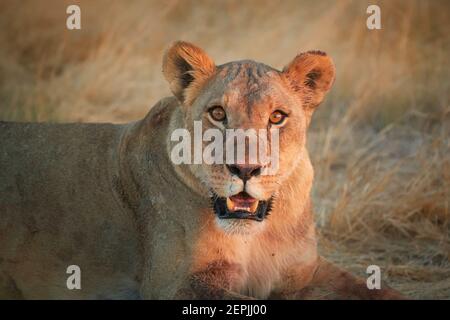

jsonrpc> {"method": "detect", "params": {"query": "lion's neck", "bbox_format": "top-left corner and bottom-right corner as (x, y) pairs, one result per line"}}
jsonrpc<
(166, 101), (211, 198)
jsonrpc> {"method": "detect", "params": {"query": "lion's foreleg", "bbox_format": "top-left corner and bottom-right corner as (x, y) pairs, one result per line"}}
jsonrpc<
(174, 261), (253, 300)
(273, 257), (405, 300)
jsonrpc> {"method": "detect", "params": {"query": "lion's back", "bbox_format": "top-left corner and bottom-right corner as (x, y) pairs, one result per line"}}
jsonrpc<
(0, 121), (121, 228)
(0, 121), (141, 299)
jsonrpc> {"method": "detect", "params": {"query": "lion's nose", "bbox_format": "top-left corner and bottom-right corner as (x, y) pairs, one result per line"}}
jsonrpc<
(226, 164), (262, 182)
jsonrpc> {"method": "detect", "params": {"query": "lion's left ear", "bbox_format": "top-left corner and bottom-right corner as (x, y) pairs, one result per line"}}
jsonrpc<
(162, 41), (216, 106)
(282, 51), (335, 108)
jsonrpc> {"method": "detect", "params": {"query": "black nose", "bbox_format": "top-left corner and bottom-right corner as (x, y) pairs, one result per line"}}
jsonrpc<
(226, 164), (262, 181)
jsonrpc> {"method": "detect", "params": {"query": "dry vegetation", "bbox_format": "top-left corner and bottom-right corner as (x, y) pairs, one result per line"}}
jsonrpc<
(0, 0), (449, 298)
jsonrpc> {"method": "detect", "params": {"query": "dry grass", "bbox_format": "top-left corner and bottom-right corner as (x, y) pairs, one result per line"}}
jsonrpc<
(0, 0), (449, 298)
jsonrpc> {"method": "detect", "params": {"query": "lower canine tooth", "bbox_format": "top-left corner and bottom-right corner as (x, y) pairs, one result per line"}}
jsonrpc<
(226, 198), (235, 211)
(250, 201), (259, 213)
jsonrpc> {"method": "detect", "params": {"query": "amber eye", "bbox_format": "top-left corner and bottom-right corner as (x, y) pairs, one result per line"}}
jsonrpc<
(209, 106), (226, 122)
(269, 110), (287, 125)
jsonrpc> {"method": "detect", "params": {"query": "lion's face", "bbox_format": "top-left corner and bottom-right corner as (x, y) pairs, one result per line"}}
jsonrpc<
(163, 42), (335, 234)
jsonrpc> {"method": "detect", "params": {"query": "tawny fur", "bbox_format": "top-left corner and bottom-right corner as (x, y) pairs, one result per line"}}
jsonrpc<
(0, 41), (404, 299)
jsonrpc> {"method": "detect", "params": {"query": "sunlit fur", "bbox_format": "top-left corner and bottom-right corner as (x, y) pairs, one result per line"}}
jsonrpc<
(163, 41), (403, 299)
(0, 41), (403, 299)
(164, 41), (326, 235)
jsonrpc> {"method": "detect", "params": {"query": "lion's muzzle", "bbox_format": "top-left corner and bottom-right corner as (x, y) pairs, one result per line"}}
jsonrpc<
(212, 191), (273, 221)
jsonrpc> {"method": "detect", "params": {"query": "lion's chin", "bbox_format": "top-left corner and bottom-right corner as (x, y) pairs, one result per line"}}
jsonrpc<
(211, 191), (273, 222)
(214, 216), (266, 236)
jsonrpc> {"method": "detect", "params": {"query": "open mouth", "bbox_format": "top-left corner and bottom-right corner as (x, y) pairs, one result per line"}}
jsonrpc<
(211, 191), (273, 221)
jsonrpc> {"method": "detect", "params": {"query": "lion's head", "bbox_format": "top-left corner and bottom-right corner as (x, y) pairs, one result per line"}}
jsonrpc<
(163, 41), (335, 234)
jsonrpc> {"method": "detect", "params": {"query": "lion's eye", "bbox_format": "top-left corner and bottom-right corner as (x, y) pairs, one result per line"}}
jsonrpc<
(269, 110), (287, 125)
(209, 106), (226, 122)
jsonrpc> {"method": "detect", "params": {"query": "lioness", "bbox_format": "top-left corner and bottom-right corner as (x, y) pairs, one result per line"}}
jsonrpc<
(0, 41), (403, 299)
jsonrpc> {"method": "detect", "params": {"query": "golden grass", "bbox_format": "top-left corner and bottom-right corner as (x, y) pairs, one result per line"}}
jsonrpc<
(0, 0), (449, 298)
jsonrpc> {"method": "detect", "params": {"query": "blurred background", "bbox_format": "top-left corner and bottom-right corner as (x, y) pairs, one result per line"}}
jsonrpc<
(0, 0), (449, 298)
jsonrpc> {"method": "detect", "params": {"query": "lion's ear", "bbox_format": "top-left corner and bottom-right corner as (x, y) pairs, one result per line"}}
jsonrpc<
(282, 51), (335, 108)
(162, 41), (216, 106)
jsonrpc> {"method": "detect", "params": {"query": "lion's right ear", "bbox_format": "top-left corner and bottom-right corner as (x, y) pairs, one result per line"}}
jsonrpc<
(162, 41), (216, 106)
